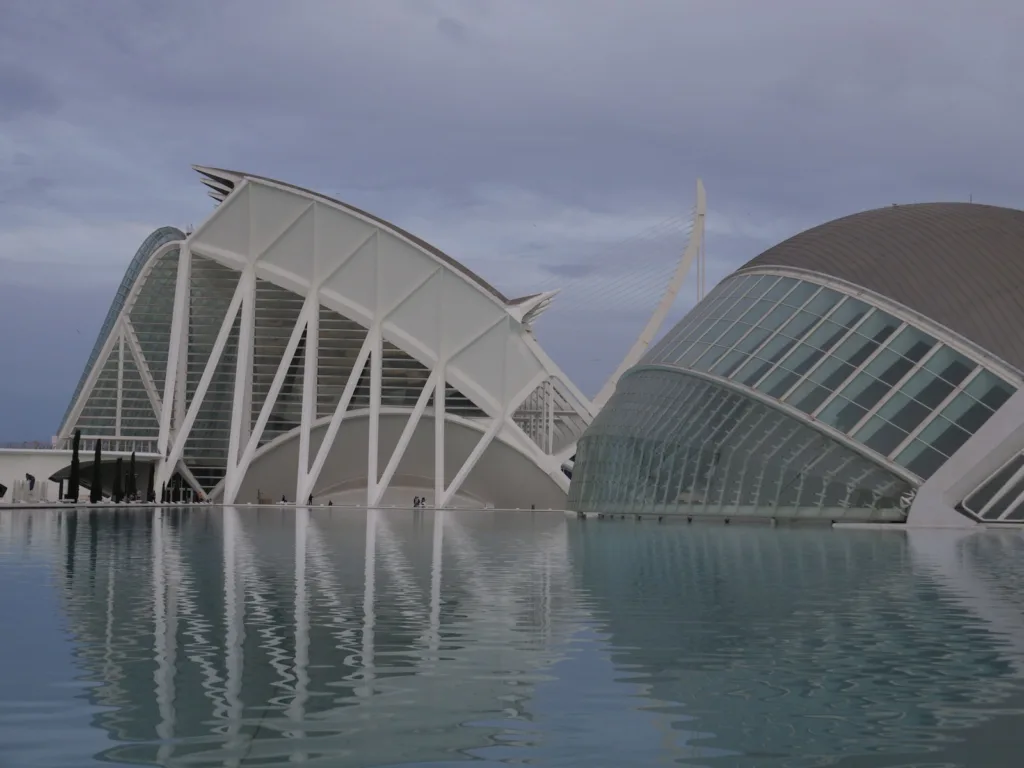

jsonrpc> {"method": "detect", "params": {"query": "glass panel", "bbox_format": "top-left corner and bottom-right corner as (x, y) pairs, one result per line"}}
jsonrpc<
(938, 387), (997, 435)
(855, 413), (911, 457)
(734, 336), (799, 386)
(778, 280), (819, 308)
(776, 308), (823, 341)
(817, 394), (869, 433)
(922, 346), (974, 388)
(895, 439), (948, 479)
(802, 288), (842, 318)
(692, 322), (754, 371)
(964, 370), (1015, 412)
(762, 277), (798, 302)
(745, 275), (780, 299)
(913, 414), (972, 458)
(885, 326), (936, 364)
(826, 297), (870, 329)
(710, 327), (774, 377)
(896, 366), (957, 411)
(759, 366), (803, 399)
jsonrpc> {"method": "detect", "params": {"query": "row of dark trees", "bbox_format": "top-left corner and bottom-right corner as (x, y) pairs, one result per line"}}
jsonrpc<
(64, 429), (159, 503)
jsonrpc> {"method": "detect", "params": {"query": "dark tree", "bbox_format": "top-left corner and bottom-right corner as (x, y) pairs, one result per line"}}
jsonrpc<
(147, 464), (156, 503)
(89, 440), (103, 503)
(67, 430), (81, 502)
(112, 457), (123, 503)
(128, 452), (137, 500)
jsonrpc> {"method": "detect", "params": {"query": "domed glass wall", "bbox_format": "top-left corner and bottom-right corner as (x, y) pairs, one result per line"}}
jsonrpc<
(638, 273), (1015, 482)
(568, 369), (911, 521)
(570, 271), (1018, 519)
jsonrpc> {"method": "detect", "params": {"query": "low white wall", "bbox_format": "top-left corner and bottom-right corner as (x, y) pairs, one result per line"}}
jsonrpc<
(0, 450), (74, 503)
(0, 448), (160, 504)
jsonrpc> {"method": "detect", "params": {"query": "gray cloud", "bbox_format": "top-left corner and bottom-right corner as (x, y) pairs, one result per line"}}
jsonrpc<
(2, 0), (1023, 436)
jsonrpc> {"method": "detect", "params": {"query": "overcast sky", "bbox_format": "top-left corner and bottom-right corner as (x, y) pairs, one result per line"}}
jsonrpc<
(2, 0), (1023, 440)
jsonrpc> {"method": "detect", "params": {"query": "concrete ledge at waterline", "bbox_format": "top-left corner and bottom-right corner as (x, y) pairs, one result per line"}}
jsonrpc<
(0, 501), (567, 513)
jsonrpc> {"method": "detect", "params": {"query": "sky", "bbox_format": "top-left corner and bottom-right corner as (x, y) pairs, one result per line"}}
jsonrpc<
(2, 0), (1023, 441)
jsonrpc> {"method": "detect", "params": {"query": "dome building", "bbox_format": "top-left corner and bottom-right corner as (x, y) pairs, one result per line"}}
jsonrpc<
(568, 202), (1024, 526)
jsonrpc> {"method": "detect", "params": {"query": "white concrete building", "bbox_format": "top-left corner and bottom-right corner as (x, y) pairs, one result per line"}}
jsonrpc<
(48, 167), (705, 508)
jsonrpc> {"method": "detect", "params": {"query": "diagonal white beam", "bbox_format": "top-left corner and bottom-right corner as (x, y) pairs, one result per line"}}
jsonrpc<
(116, 329), (125, 437)
(439, 367), (548, 507)
(162, 279), (245, 483)
(226, 268), (256, 498)
(317, 229), (376, 289)
(226, 298), (312, 502)
(299, 332), (373, 502)
(380, 267), (441, 322)
(123, 317), (164, 420)
(440, 416), (504, 507)
(370, 368), (439, 506)
(159, 243), (192, 456)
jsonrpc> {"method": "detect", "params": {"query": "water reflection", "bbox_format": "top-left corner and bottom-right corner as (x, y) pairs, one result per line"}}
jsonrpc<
(3, 509), (1024, 766)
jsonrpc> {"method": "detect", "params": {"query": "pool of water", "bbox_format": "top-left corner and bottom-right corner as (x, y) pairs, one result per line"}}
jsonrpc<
(2, 507), (1024, 767)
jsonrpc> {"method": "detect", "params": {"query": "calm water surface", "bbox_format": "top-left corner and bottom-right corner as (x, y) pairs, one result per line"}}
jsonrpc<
(1, 507), (1024, 767)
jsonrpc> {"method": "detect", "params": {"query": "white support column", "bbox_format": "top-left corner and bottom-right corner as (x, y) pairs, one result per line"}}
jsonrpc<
(161, 281), (245, 486)
(300, 334), (373, 503)
(545, 379), (555, 454)
(371, 369), (438, 506)
(159, 243), (191, 458)
(297, 296), (319, 504)
(116, 328), (125, 438)
(367, 326), (383, 507)
(226, 302), (311, 503)
(434, 366), (445, 506)
(225, 268), (256, 498)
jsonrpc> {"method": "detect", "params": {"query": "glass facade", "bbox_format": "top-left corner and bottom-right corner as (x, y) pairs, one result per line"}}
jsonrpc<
(568, 368), (911, 521)
(571, 271), (1019, 520)
(638, 272), (1015, 482)
(962, 451), (1024, 522)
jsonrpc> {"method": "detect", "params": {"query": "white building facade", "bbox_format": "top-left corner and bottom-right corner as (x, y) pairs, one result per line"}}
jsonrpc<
(56, 168), (706, 508)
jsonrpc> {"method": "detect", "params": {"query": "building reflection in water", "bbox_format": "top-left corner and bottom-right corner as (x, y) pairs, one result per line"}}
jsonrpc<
(32, 506), (580, 766)
(567, 523), (1024, 765)
(5, 508), (1024, 766)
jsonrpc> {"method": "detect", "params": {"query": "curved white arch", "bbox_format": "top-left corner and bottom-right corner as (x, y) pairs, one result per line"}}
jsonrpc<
(149, 174), (591, 507)
(592, 178), (706, 412)
(211, 407), (569, 509)
(60, 238), (185, 443)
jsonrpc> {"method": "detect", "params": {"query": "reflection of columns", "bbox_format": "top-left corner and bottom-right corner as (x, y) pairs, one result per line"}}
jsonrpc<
(223, 507), (245, 765)
(360, 509), (378, 696)
(289, 508), (310, 759)
(429, 509), (445, 657)
(152, 510), (176, 764)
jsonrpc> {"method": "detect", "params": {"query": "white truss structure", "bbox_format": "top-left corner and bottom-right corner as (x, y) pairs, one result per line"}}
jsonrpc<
(58, 169), (705, 508)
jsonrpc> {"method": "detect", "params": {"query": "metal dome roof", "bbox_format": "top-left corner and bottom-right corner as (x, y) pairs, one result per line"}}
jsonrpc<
(740, 202), (1024, 374)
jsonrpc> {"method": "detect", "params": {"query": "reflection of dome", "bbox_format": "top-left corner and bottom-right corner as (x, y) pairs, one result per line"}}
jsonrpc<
(568, 523), (1024, 764)
(570, 203), (1024, 524)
